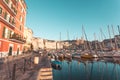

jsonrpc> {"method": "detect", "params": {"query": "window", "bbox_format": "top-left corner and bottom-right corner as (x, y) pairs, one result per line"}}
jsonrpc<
(7, 30), (12, 38)
(6, 14), (10, 22)
(19, 15), (22, 22)
(9, 1), (12, 8)
(19, 25), (22, 31)
(21, 8), (24, 13)
(12, 18), (15, 25)
(2, 27), (12, 39)
(5, 28), (8, 38)
(2, 27), (6, 38)
(5, 0), (9, 4)
(4, 12), (7, 19)
(0, 7), (2, 14)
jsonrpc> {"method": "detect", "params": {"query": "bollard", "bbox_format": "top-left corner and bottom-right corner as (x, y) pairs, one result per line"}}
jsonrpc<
(34, 57), (39, 64)
(29, 57), (32, 68)
(12, 63), (16, 80)
(23, 59), (26, 74)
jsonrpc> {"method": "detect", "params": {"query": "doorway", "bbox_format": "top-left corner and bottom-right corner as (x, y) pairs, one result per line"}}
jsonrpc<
(17, 48), (19, 55)
(8, 46), (12, 56)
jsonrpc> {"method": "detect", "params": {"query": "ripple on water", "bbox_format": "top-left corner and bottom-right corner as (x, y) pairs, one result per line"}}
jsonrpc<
(52, 59), (120, 80)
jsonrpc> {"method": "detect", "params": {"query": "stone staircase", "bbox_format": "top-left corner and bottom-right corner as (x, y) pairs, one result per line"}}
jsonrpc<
(37, 68), (53, 80)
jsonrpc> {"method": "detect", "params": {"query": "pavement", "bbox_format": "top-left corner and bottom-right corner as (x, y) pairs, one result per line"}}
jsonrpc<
(0, 53), (53, 80)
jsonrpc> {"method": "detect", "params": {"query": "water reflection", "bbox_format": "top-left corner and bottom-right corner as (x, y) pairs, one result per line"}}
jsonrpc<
(52, 58), (120, 80)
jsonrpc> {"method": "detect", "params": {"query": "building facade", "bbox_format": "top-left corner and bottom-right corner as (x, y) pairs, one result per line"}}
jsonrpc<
(32, 37), (64, 51)
(23, 27), (33, 51)
(0, 0), (27, 57)
(32, 37), (44, 51)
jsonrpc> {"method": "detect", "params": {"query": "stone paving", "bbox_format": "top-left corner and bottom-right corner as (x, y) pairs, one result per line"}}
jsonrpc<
(37, 68), (53, 80)
(0, 52), (52, 80)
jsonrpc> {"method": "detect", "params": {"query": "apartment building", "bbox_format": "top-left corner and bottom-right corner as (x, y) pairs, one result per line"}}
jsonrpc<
(0, 0), (27, 57)
(23, 27), (33, 51)
(32, 37), (44, 51)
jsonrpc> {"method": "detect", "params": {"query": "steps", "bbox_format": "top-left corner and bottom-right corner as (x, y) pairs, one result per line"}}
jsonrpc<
(37, 68), (53, 80)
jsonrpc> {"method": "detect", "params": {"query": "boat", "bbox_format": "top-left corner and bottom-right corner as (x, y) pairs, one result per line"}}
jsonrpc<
(81, 51), (98, 59)
(51, 60), (62, 70)
(58, 53), (64, 59)
(103, 52), (113, 58)
(81, 53), (93, 59)
(64, 53), (72, 59)
(112, 51), (120, 58)
(72, 53), (81, 59)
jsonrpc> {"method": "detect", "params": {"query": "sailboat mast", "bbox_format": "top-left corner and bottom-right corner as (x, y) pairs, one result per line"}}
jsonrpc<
(67, 30), (70, 51)
(81, 26), (86, 50)
(100, 28), (105, 50)
(108, 25), (113, 50)
(94, 33), (98, 53)
(118, 25), (120, 35)
(112, 25), (118, 51)
(82, 26), (92, 52)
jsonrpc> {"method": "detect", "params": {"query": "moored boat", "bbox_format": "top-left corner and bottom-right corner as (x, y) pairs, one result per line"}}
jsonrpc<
(51, 60), (62, 70)
(64, 53), (72, 59)
(72, 53), (81, 59)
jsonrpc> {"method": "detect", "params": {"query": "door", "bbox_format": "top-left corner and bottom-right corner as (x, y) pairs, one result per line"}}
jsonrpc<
(8, 46), (12, 56)
(17, 48), (19, 55)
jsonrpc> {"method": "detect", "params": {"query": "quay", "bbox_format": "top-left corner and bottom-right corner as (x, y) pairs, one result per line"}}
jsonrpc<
(0, 52), (53, 80)
(37, 53), (53, 80)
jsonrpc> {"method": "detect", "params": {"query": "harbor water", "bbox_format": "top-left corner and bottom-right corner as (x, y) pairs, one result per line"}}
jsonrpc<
(52, 58), (120, 80)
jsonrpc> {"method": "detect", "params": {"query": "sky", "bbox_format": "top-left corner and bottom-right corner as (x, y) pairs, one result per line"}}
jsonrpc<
(25, 0), (120, 41)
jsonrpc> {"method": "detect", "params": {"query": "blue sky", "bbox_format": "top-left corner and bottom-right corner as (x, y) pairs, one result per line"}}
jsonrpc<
(25, 0), (120, 41)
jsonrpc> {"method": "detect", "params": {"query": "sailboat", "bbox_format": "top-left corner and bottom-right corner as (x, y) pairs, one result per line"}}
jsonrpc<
(80, 26), (98, 59)
(113, 25), (120, 58)
(64, 30), (72, 60)
(103, 25), (114, 58)
(57, 32), (65, 60)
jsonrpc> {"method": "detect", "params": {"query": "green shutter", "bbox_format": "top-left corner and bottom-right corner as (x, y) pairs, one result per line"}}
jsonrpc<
(4, 12), (7, 19)
(2, 27), (6, 38)
(0, 7), (2, 14)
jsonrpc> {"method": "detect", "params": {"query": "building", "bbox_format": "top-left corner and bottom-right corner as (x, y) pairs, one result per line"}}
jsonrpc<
(32, 37), (44, 51)
(32, 37), (64, 51)
(0, 0), (27, 57)
(45, 40), (63, 50)
(23, 27), (33, 52)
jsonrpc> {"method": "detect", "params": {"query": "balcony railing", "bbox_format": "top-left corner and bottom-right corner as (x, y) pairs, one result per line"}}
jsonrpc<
(0, 16), (15, 28)
(3, 0), (17, 15)
(9, 33), (26, 44)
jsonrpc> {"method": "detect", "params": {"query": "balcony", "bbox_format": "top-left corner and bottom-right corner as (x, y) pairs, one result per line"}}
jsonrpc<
(12, 0), (17, 5)
(0, 15), (15, 28)
(3, 0), (17, 16)
(9, 33), (26, 44)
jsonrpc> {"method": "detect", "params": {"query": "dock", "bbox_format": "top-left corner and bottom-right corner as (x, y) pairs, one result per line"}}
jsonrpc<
(36, 53), (53, 80)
